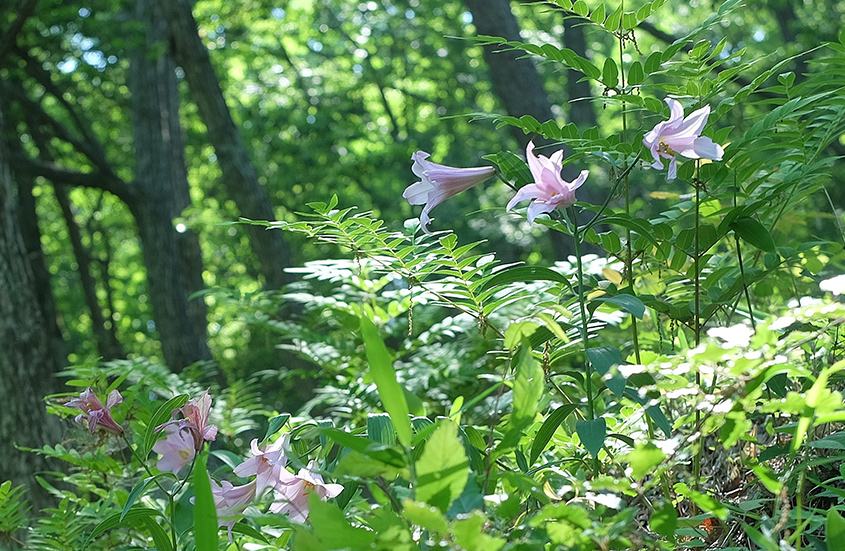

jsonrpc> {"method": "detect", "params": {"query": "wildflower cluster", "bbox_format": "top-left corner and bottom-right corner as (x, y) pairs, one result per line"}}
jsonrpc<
(67, 387), (342, 540)
(404, 97), (724, 230)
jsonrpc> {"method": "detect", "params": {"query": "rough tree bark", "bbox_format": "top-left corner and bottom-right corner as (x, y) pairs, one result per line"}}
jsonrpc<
(0, 102), (61, 509)
(157, 0), (294, 288)
(128, 0), (212, 370)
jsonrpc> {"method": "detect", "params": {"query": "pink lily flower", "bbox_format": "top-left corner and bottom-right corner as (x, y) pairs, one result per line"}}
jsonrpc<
(155, 389), (218, 451)
(233, 435), (295, 496)
(68, 388), (124, 435)
(209, 478), (258, 542)
(181, 390), (218, 447)
(269, 461), (344, 523)
(506, 141), (589, 223)
(152, 424), (196, 475)
(403, 151), (495, 233)
(642, 97), (724, 180)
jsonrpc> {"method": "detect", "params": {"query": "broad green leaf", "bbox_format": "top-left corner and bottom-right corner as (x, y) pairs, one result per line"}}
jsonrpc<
(480, 265), (572, 292)
(367, 413), (397, 446)
(504, 321), (540, 350)
(752, 464), (783, 494)
(415, 420), (469, 512)
(510, 344), (545, 430)
(602, 58), (619, 88)
(585, 346), (622, 376)
(730, 217), (776, 253)
(194, 449), (218, 551)
(529, 404), (580, 464)
(452, 511), (505, 551)
(87, 507), (163, 545)
(121, 476), (159, 521)
(319, 427), (406, 467)
(301, 493), (376, 550)
(589, 3), (605, 24)
(674, 483), (728, 520)
(576, 418), (606, 458)
(827, 509), (845, 542)
(593, 294), (645, 319)
(483, 151), (532, 186)
(263, 413), (290, 443)
(143, 394), (188, 457)
(627, 61), (645, 85)
(402, 500), (449, 534)
(604, 3), (623, 31)
(625, 443), (665, 479)
(360, 315), (412, 448)
(142, 517), (174, 551)
(649, 501), (678, 538)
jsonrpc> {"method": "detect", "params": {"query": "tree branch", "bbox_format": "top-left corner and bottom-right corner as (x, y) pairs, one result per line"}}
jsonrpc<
(0, 0), (38, 65)
(10, 154), (134, 200)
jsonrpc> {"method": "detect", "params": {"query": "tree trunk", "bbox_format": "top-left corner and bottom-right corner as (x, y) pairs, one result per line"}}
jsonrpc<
(157, 0), (293, 288)
(128, 0), (212, 371)
(463, 0), (557, 152)
(463, 0), (598, 259)
(12, 164), (67, 370)
(0, 102), (61, 510)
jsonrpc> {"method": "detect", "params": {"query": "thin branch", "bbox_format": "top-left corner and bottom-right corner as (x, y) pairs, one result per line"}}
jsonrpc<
(10, 154), (134, 200)
(0, 0), (38, 65)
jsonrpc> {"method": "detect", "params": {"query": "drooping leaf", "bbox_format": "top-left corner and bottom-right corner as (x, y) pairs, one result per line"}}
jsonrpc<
(193, 449), (218, 551)
(593, 294), (645, 319)
(143, 394), (188, 457)
(826, 509), (845, 542)
(529, 404), (580, 464)
(576, 418), (606, 458)
(263, 413), (291, 443)
(730, 217), (776, 253)
(360, 314), (412, 448)
(649, 501), (678, 539)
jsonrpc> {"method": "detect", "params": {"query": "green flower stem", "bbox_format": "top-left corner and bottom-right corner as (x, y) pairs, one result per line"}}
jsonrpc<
(693, 162), (703, 498)
(617, 3), (641, 365)
(567, 208), (595, 422)
(121, 433), (181, 551)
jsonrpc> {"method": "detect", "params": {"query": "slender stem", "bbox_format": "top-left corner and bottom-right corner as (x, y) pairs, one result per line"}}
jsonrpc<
(735, 234), (756, 331)
(121, 433), (180, 550)
(693, 162), (703, 496)
(569, 208), (594, 421)
(618, 29), (642, 365)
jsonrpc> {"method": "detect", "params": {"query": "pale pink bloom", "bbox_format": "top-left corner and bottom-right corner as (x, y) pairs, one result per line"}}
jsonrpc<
(68, 388), (124, 435)
(642, 97), (724, 180)
(507, 141), (589, 223)
(270, 461), (344, 523)
(155, 389), (218, 451)
(210, 479), (257, 542)
(403, 151), (495, 233)
(181, 389), (218, 446)
(233, 435), (294, 496)
(152, 424), (196, 475)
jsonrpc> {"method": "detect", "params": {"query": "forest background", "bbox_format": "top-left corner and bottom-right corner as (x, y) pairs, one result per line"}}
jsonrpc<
(1, 0), (845, 546)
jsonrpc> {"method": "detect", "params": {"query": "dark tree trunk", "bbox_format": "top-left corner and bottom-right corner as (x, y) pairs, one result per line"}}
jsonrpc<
(0, 103), (61, 510)
(157, 0), (293, 288)
(55, 186), (125, 360)
(12, 167), (67, 370)
(463, 0), (557, 152)
(463, 0), (604, 259)
(128, 0), (212, 371)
